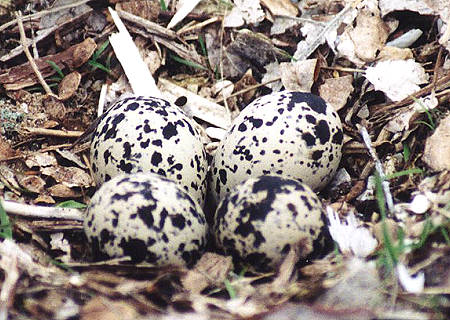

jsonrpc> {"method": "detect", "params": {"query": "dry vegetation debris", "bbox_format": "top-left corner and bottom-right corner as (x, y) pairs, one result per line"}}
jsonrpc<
(0, 0), (449, 319)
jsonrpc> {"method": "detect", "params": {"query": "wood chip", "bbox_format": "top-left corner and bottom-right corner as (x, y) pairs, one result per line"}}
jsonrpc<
(0, 38), (96, 90)
(159, 78), (231, 129)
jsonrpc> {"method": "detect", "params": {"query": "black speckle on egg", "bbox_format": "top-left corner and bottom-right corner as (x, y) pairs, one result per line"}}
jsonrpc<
(119, 238), (148, 263)
(314, 120), (330, 144)
(84, 173), (207, 267)
(214, 175), (329, 272)
(90, 96), (208, 206)
(238, 123), (247, 132)
(210, 91), (343, 203)
(162, 122), (178, 139)
(151, 152), (163, 166)
(302, 133), (316, 147)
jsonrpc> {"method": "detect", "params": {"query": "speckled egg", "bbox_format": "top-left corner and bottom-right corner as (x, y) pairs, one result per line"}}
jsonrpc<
(84, 172), (207, 267)
(90, 96), (207, 206)
(213, 175), (329, 271)
(210, 91), (343, 203)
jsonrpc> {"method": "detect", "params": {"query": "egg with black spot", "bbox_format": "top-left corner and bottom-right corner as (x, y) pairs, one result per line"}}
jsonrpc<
(213, 175), (329, 271)
(210, 91), (343, 203)
(83, 172), (208, 267)
(90, 96), (207, 206)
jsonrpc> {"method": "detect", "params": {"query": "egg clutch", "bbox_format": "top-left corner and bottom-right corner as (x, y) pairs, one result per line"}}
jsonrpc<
(83, 91), (343, 270)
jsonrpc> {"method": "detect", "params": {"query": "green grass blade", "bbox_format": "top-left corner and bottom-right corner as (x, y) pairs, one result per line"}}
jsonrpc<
(88, 60), (111, 74)
(46, 60), (64, 79)
(224, 279), (236, 299)
(374, 173), (398, 271)
(171, 55), (208, 71)
(0, 200), (13, 239)
(415, 120), (435, 131)
(56, 200), (87, 209)
(49, 258), (75, 273)
(92, 40), (110, 61)
(385, 168), (423, 179)
(198, 35), (207, 57)
(412, 97), (435, 130)
(402, 142), (411, 162)
(160, 0), (167, 11)
(440, 225), (450, 244)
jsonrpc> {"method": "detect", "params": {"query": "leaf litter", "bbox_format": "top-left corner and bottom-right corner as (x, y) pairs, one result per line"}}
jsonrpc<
(0, 0), (449, 319)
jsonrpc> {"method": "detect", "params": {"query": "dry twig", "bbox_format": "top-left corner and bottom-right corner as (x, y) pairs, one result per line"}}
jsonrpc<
(1, 200), (84, 221)
(16, 11), (55, 97)
(359, 125), (394, 215)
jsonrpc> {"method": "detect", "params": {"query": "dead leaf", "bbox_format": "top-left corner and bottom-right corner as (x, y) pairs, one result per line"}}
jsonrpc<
(81, 296), (138, 320)
(261, 0), (298, 16)
(25, 153), (58, 168)
(54, 149), (87, 169)
(18, 175), (46, 193)
(280, 59), (316, 92)
(48, 184), (82, 198)
(319, 75), (353, 111)
(423, 114), (450, 171)
(58, 71), (81, 100)
(182, 252), (233, 294)
(223, 29), (287, 79)
(34, 194), (56, 204)
(378, 46), (414, 61)
(116, 0), (160, 21)
(0, 135), (16, 159)
(232, 69), (258, 106)
(43, 95), (67, 122)
(224, 0), (265, 27)
(348, 6), (389, 62)
(316, 258), (384, 311)
(41, 166), (92, 187)
(0, 165), (21, 194)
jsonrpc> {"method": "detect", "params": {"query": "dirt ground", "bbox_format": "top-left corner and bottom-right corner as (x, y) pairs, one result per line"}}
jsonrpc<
(0, 0), (449, 319)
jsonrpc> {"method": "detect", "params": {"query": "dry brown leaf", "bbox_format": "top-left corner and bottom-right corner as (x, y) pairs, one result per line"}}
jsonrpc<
(58, 71), (81, 101)
(347, 7), (388, 61)
(233, 69), (258, 106)
(280, 59), (316, 92)
(43, 95), (67, 122)
(378, 46), (414, 61)
(261, 0), (299, 16)
(33, 194), (56, 204)
(319, 75), (353, 111)
(116, 0), (160, 21)
(18, 175), (46, 193)
(0, 165), (21, 193)
(25, 152), (58, 168)
(80, 296), (139, 320)
(182, 252), (233, 294)
(0, 38), (96, 90)
(48, 183), (82, 198)
(41, 165), (92, 187)
(423, 113), (450, 171)
(316, 258), (383, 312)
(0, 135), (16, 160)
(54, 149), (87, 169)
